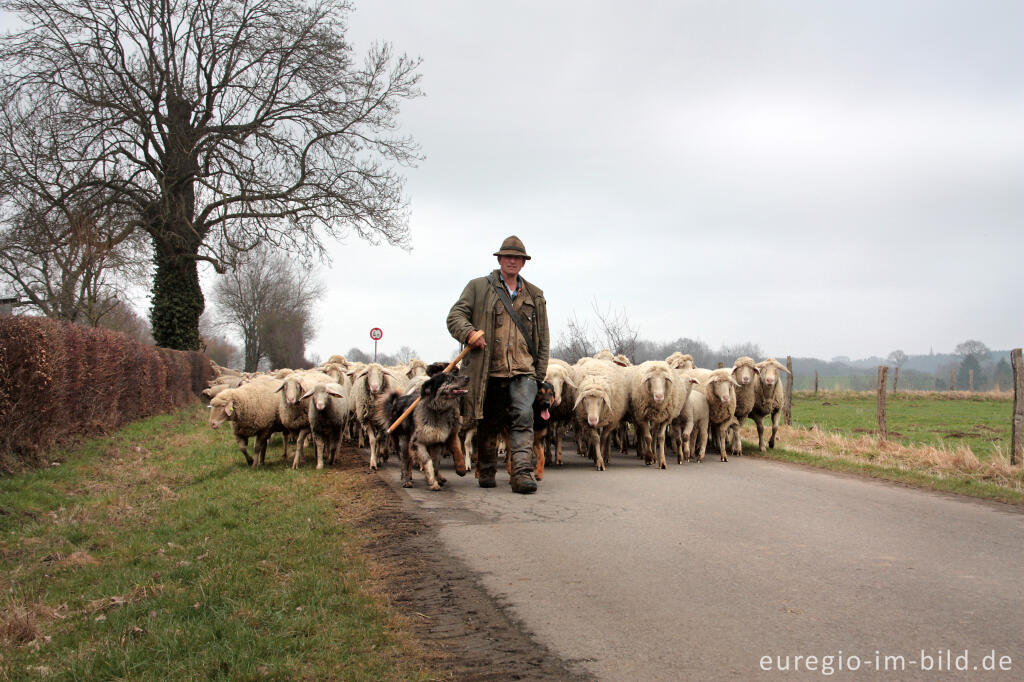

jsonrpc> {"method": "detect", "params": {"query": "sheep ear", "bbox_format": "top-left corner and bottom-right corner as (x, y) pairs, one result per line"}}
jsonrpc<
(573, 392), (586, 409)
(730, 377), (742, 387)
(327, 386), (344, 398)
(274, 384), (284, 393)
(664, 371), (674, 383)
(224, 401), (234, 416)
(564, 374), (577, 389)
(773, 359), (790, 373)
(689, 377), (700, 385)
(300, 389), (314, 401)
(602, 393), (613, 412)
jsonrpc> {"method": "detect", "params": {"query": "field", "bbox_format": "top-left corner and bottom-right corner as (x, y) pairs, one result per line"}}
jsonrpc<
(790, 390), (1014, 460)
(0, 404), (437, 681)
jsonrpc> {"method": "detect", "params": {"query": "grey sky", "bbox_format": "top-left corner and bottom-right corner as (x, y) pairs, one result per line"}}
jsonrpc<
(6, 2), (1021, 364)
(302, 0), (1022, 364)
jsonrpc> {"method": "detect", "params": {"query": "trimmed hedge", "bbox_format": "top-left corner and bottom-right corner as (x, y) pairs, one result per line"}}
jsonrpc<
(0, 315), (214, 473)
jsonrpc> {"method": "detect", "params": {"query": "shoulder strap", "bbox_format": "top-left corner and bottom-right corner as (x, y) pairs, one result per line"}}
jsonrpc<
(487, 273), (538, 360)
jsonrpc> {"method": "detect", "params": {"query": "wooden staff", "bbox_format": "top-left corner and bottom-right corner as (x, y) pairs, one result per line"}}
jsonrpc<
(388, 330), (483, 433)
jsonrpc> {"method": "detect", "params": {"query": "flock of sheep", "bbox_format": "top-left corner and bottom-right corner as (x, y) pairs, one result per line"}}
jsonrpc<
(202, 349), (791, 481)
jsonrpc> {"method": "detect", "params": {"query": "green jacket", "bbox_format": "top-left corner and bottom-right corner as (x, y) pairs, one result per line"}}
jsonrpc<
(446, 270), (550, 422)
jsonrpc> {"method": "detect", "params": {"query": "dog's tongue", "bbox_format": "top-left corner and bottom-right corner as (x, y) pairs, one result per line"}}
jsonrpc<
(541, 408), (550, 421)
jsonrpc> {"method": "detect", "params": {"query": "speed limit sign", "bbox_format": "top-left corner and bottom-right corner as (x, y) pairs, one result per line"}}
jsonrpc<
(369, 327), (383, 341)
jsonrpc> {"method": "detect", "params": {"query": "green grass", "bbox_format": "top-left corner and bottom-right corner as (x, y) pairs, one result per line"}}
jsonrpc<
(0, 404), (435, 681)
(790, 391), (1013, 461)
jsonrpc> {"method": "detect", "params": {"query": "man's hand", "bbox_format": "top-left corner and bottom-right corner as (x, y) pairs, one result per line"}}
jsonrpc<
(468, 329), (486, 349)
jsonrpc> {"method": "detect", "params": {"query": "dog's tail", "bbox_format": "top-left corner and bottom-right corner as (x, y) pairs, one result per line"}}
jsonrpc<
(373, 390), (403, 429)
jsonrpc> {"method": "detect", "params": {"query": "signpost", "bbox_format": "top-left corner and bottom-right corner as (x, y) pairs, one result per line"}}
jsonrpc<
(369, 327), (383, 362)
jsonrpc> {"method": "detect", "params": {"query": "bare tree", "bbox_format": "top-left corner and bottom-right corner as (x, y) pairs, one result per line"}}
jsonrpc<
(954, 340), (990, 362)
(0, 194), (148, 325)
(96, 299), (155, 345)
(0, 0), (421, 350)
(593, 301), (640, 363)
(552, 312), (594, 364)
(212, 245), (324, 371)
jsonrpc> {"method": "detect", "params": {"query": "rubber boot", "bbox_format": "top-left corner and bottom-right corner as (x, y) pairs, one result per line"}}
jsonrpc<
(509, 451), (537, 494)
(477, 440), (497, 489)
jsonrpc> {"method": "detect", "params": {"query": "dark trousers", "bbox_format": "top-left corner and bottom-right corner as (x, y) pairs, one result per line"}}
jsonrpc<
(475, 375), (537, 475)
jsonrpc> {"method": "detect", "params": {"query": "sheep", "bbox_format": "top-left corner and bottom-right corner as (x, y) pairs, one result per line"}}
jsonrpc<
(298, 382), (350, 470)
(699, 368), (740, 462)
(665, 352), (695, 370)
(274, 370), (332, 464)
(350, 362), (410, 470)
(208, 378), (284, 467)
(728, 356), (759, 456)
(404, 358), (428, 379)
(674, 384), (709, 463)
(750, 358), (790, 451)
(543, 359), (578, 466)
(572, 361), (629, 471)
(627, 361), (695, 469)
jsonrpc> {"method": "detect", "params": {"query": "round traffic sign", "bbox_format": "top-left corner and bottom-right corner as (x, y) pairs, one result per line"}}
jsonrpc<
(369, 327), (383, 341)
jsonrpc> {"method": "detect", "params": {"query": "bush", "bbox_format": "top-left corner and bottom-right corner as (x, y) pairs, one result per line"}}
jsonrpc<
(0, 316), (214, 473)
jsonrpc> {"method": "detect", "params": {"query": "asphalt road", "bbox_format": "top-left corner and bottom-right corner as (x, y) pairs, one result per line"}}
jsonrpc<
(377, 450), (1024, 680)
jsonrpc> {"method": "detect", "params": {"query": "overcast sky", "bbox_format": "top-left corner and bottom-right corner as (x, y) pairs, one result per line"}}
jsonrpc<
(291, 0), (1023, 364)
(10, 2), (1023, 364)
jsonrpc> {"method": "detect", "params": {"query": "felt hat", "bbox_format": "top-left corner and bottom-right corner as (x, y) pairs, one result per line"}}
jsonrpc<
(493, 235), (531, 260)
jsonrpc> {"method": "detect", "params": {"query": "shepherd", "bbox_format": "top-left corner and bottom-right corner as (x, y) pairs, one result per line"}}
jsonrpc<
(446, 236), (550, 493)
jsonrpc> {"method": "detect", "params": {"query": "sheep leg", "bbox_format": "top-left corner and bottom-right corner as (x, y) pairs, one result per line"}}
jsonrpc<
(694, 423), (708, 462)
(234, 435), (255, 467)
(368, 427), (380, 470)
(255, 435), (269, 467)
(655, 422), (668, 469)
(681, 421), (694, 463)
(590, 427), (605, 471)
(770, 409), (781, 449)
(315, 434), (326, 470)
(753, 415), (767, 452)
(714, 424), (728, 462)
(636, 421), (654, 465)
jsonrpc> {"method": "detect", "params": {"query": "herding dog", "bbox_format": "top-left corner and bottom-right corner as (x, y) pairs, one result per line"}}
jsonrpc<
(504, 380), (555, 481)
(376, 372), (470, 490)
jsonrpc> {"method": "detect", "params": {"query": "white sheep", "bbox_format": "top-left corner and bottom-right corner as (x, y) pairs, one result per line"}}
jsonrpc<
(750, 358), (789, 451)
(543, 359), (578, 466)
(627, 360), (695, 469)
(699, 368), (740, 462)
(350, 362), (410, 470)
(665, 352), (695, 370)
(572, 361), (629, 471)
(674, 384), (709, 463)
(208, 378), (284, 467)
(728, 356), (759, 456)
(274, 370), (332, 464)
(298, 382), (350, 470)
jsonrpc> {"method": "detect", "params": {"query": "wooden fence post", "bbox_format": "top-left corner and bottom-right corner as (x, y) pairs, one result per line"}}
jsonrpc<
(784, 356), (793, 425)
(814, 369), (819, 395)
(893, 366), (899, 393)
(877, 365), (889, 442)
(969, 368), (974, 392)
(950, 368), (956, 392)
(1012, 348), (1022, 466)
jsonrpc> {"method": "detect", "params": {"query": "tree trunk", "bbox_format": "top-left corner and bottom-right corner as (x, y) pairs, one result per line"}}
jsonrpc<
(1011, 348), (1022, 466)
(814, 369), (818, 394)
(150, 232), (204, 351)
(893, 366), (899, 393)
(969, 368), (974, 392)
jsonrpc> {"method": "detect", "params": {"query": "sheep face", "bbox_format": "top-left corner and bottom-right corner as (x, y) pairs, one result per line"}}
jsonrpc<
(545, 368), (575, 407)
(707, 378), (735, 404)
(643, 367), (673, 402)
(732, 362), (757, 387)
(575, 389), (612, 427)
(276, 375), (306, 406)
(209, 396), (234, 428)
(756, 359), (789, 388)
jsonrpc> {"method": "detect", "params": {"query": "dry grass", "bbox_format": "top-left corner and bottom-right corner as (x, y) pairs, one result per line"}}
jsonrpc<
(796, 389), (1013, 402)
(748, 423), (1024, 492)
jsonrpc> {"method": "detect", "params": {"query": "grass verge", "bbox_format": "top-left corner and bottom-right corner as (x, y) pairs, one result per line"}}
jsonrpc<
(739, 423), (1024, 506)
(0, 403), (437, 681)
